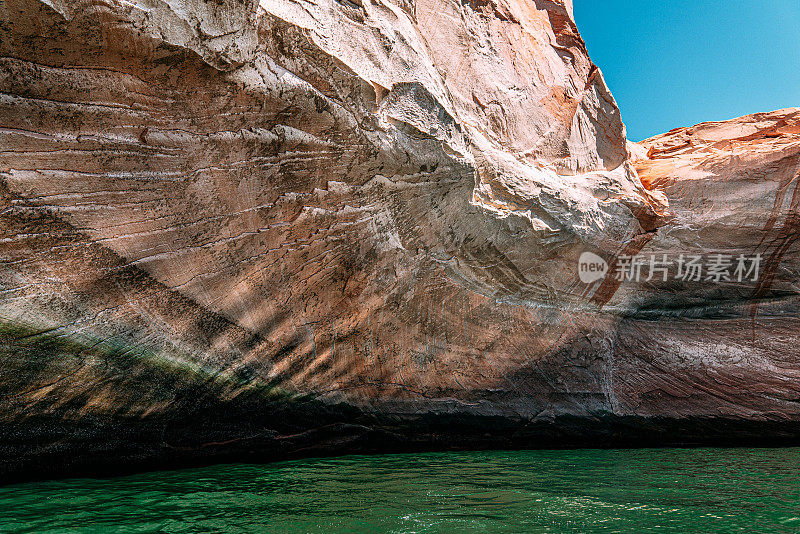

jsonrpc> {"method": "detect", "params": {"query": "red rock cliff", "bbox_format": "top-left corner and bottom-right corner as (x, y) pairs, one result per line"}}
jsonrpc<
(0, 0), (797, 480)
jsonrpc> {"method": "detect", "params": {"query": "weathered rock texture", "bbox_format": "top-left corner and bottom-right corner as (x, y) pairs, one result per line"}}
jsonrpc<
(0, 0), (798, 481)
(621, 109), (800, 416)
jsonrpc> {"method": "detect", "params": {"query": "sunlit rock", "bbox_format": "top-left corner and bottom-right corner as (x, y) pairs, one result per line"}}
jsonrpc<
(0, 0), (797, 480)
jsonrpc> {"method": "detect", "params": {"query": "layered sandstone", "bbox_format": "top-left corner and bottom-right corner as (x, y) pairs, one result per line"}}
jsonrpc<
(617, 109), (800, 417)
(0, 0), (798, 481)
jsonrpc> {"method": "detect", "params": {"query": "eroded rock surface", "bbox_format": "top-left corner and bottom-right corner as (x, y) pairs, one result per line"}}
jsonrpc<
(0, 0), (797, 481)
(615, 109), (800, 418)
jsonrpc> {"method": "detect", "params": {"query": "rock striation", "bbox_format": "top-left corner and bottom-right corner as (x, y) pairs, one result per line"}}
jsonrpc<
(0, 0), (798, 481)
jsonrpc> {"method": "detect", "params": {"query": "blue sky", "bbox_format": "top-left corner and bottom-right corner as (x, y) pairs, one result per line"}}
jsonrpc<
(574, 1), (800, 141)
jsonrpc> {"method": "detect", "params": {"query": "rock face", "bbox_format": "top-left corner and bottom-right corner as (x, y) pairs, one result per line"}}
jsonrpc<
(0, 0), (798, 481)
(621, 109), (800, 417)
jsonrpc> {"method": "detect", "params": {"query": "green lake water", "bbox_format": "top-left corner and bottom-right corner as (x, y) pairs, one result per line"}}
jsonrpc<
(1, 448), (799, 533)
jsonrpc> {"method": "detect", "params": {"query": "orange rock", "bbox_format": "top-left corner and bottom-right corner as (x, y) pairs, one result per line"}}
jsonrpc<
(0, 0), (798, 481)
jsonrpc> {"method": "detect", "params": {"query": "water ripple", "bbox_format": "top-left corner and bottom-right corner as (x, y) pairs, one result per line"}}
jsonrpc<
(1, 448), (800, 533)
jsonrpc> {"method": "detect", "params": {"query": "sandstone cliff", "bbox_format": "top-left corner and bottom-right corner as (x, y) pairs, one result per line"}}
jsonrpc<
(0, 0), (798, 481)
